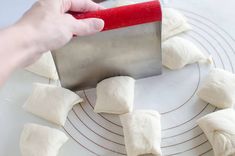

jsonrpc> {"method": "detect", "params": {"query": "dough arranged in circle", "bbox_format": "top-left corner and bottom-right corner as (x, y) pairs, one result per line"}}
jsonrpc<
(25, 52), (59, 80)
(20, 123), (68, 156)
(19, 4), (235, 156)
(162, 8), (191, 41)
(197, 68), (235, 108)
(23, 83), (83, 126)
(197, 109), (235, 156)
(162, 36), (212, 70)
(120, 110), (162, 156)
(94, 76), (135, 114)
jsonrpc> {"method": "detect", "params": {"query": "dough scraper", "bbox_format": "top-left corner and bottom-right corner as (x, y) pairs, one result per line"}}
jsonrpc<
(52, 1), (162, 91)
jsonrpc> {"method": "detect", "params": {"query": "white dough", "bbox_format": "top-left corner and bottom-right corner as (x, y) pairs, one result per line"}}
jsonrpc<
(197, 68), (235, 108)
(20, 123), (68, 156)
(23, 83), (83, 126)
(94, 76), (135, 114)
(162, 37), (212, 70)
(25, 52), (59, 80)
(197, 109), (235, 156)
(120, 110), (162, 156)
(162, 8), (191, 41)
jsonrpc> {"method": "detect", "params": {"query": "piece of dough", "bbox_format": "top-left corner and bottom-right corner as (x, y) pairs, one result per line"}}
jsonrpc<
(20, 123), (68, 156)
(197, 109), (235, 156)
(162, 8), (191, 41)
(23, 83), (83, 126)
(25, 52), (59, 80)
(120, 110), (162, 156)
(162, 36), (212, 70)
(94, 76), (135, 114)
(197, 68), (235, 108)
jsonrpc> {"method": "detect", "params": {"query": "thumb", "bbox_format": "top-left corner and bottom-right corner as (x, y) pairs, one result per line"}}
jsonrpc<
(72, 18), (104, 36)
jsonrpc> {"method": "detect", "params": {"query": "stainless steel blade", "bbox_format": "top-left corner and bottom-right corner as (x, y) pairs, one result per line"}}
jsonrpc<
(52, 22), (162, 91)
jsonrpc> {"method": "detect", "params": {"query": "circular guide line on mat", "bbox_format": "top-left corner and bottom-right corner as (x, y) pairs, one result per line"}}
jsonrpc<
(72, 107), (125, 146)
(78, 101), (123, 136)
(178, 8), (235, 55)
(67, 116), (126, 155)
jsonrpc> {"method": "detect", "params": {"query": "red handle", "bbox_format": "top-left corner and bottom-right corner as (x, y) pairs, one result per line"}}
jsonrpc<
(70, 0), (162, 31)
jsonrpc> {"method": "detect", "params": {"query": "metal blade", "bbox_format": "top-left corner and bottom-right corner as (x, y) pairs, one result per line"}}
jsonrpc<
(52, 22), (162, 91)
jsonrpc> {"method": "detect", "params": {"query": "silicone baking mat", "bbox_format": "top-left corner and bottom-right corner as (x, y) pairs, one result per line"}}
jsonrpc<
(61, 0), (235, 155)
(1, 0), (235, 155)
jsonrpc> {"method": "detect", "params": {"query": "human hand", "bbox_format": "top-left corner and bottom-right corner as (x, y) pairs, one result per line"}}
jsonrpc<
(0, 0), (104, 85)
(16, 0), (104, 54)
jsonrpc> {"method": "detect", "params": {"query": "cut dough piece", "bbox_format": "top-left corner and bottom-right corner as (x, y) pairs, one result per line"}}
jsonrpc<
(197, 68), (235, 108)
(23, 83), (83, 126)
(25, 52), (59, 80)
(162, 8), (191, 41)
(120, 110), (162, 156)
(20, 123), (68, 156)
(197, 109), (235, 156)
(94, 76), (135, 114)
(162, 37), (212, 70)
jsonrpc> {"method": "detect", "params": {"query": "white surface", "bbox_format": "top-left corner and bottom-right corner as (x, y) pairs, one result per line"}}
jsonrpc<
(1, 0), (235, 156)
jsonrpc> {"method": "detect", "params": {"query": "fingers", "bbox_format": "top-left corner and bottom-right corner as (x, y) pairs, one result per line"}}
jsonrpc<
(71, 18), (104, 36)
(69, 0), (105, 12)
(64, 14), (104, 36)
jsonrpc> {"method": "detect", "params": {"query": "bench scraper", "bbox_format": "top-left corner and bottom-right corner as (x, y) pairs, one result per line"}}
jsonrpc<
(52, 1), (162, 91)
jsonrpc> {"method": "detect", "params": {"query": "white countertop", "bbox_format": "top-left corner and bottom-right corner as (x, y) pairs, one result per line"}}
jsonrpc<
(1, 0), (235, 156)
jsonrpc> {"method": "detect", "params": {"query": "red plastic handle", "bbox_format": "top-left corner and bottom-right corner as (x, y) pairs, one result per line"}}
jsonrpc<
(70, 0), (162, 31)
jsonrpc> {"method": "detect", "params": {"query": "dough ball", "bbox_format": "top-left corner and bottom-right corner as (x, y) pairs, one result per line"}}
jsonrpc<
(120, 110), (162, 156)
(197, 109), (235, 156)
(25, 52), (59, 80)
(20, 123), (68, 156)
(23, 83), (83, 126)
(162, 36), (212, 70)
(162, 8), (191, 41)
(197, 68), (235, 108)
(94, 76), (135, 114)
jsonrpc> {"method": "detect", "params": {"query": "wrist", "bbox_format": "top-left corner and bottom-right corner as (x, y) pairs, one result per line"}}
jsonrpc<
(0, 23), (41, 84)
(4, 23), (41, 67)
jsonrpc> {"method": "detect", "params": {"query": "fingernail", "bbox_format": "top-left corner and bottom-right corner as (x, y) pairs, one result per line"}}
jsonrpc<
(91, 18), (104, 32)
